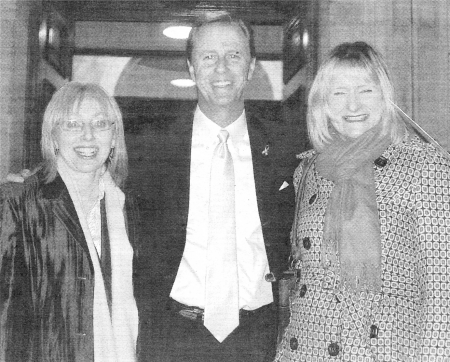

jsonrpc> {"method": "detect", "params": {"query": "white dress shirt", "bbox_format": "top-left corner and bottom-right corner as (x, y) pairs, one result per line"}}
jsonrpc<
(170, 107), (273, 310)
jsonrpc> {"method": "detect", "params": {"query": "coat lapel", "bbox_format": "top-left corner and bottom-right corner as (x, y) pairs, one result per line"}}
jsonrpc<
(42, 175), (92, 261)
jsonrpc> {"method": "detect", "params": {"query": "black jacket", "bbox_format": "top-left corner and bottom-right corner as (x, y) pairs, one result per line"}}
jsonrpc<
(133, 111), (299, 356)
(0, 171), (139, 362)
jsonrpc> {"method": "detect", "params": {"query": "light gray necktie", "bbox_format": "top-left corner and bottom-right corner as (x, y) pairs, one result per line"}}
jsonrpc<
(204, 130), (239, 342)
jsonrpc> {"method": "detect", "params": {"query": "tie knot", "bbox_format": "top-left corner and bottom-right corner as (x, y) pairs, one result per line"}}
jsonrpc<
(218, 130), (229, 144)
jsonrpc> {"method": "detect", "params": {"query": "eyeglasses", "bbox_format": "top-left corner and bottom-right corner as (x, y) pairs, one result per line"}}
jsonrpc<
(59, 118), (115, 132)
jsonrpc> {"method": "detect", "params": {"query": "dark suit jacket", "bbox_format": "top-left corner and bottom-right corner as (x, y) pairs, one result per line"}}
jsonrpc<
(134, 110), (299, 334)
(0, 170), (140, 362)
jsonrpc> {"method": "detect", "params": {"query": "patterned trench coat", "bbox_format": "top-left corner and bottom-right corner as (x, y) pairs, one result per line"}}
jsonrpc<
(275, 136), (450, 361)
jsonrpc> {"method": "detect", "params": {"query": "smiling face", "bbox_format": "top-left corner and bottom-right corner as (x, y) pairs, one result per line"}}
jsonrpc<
(54, 97), (116, 178)
(187, 22), (256, 118)
(326, 67), (385, 138)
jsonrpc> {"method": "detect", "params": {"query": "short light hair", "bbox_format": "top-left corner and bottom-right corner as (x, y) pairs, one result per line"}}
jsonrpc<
(186, 13), (256, 63)
(41, 81), (128, 187)
(307, 41), (406, 150)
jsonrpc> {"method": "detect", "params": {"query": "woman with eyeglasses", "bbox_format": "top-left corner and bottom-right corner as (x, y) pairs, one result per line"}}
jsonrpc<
(0, 82), (139, 361)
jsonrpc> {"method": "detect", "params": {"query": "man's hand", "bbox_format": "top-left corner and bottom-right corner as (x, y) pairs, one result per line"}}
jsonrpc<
(2, 169), (32, 184)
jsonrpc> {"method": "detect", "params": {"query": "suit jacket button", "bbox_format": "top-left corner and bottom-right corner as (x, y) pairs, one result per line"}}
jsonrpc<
(265, 273), (276, 282)
(370, 324), (379, 338)
(328, 342), (339, 356)
(303, 237), (311, 250)
(374, 156), (388, 167)
(290, 337), (298, 350)
(308, 193), (317, 204)
(299, 284), (307, 297)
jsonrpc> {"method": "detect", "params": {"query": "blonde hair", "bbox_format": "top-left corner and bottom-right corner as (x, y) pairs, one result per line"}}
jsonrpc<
(307, 41), (406, 150)
(41, 82), (128, 186)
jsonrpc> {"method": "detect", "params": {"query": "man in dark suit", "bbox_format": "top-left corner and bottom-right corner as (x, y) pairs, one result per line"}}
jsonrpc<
(135, 14), (299, 362)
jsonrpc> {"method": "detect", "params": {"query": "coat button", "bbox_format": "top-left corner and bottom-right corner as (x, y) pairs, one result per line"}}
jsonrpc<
(299, 284), (307, 297)
(308, 193), (317, 204)
(328, 342), (339, 356)
(290, 337), (298, 350)
(303, 237), (311, 250)
(265, 273), (276, 282)
(370, 324), (379, 338)
(374, 156), (388, 167)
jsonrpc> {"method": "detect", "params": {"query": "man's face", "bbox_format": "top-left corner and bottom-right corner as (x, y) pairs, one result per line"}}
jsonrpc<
(188, 22), (256, 113)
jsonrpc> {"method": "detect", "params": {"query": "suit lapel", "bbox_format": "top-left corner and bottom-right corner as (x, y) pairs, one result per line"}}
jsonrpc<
(172, 115), (194, 227)
(247, 113), (273, 222)
(160, 114), (194, 270)
(172, 112), (273, 257)
(175, 112), (271, 230)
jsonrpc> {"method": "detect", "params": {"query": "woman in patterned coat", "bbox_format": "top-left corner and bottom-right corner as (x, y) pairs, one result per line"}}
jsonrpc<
(275, 42), (450, 361)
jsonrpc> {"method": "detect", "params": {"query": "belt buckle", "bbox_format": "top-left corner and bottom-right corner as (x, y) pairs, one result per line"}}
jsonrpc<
(179, 307), (203, 321)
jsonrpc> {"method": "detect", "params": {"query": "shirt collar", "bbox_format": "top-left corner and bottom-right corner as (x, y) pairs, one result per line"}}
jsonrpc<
(193, 106), (248, 145)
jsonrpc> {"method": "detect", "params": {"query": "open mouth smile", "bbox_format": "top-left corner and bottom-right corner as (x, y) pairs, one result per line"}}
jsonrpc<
(213, 81), (232, 88)
(75, 147), (98, 159)
(344, 115), (368, 123)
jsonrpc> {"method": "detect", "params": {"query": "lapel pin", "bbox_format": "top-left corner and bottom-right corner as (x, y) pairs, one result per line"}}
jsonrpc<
(262, 144), (269, 156)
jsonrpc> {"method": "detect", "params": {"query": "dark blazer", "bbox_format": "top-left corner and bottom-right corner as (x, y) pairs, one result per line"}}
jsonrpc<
(0, 170), (139, 362)
(134, 110), (299, 350)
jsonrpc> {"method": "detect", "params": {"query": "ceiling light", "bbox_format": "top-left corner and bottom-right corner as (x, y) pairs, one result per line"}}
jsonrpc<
(302, 30), (309, 48)
(163, 26), (192, 39)
(171, 79), (195, 88)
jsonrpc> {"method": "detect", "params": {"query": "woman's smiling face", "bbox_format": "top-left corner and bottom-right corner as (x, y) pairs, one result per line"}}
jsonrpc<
(326, 67), (385, 138)
(54, 97), (116, 177)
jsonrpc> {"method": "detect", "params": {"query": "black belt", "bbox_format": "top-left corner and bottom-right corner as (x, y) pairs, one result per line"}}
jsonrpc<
(168, 298), (273, 322)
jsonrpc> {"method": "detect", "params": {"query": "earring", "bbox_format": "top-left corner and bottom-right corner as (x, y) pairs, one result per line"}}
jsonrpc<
(109, 147), (115, 161)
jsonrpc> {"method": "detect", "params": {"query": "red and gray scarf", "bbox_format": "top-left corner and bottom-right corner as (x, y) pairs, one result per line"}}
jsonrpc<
(316, 124), (391, 293)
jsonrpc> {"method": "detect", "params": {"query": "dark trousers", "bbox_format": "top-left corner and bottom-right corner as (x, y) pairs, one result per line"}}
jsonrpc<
(138, 300), (278, 362)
